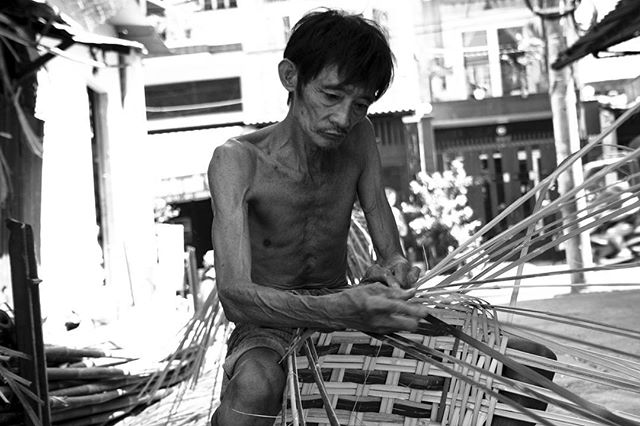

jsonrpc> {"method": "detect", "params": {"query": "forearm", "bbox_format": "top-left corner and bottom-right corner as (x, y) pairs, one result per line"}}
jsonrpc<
(366, 205), (406, 265)
(219, 280), (356, 330)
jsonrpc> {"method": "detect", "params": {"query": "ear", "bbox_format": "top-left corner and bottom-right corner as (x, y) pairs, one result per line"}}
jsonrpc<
(278, 59), (298, 93)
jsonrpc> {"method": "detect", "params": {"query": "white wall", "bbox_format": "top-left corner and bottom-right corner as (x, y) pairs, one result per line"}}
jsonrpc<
(36, 42), (156, 328)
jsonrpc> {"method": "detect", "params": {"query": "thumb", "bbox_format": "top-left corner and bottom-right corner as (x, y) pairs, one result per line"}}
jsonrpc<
(390, 287), (417, 300)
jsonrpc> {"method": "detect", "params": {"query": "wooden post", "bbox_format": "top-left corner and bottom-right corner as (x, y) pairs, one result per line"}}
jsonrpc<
(7, 219), (51, 426)
(185, 246), (200, 313)
(543, 15), (592, 290)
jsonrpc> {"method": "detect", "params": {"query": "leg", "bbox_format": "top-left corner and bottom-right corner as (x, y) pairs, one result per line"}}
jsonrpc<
(492, 338), (557, 426)
(211, 348), (286, 426)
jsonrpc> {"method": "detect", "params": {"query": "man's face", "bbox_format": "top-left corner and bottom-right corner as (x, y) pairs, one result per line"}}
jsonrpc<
(293, 66), (375, 150)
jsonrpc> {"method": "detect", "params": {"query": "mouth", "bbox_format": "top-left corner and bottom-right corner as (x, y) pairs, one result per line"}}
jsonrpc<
(320, 130), (347, 140)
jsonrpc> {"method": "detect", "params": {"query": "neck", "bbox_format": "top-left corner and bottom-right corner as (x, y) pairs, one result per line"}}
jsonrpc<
(275, 113), (327, 176)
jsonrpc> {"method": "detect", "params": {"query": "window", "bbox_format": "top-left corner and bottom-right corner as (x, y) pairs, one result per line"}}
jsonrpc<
(462, 30), (491, 99)
(145, 77), (242, 120)
(498, 24), (547, 96)
(431, 20), (548, 101)
(201, 0), (237, 10)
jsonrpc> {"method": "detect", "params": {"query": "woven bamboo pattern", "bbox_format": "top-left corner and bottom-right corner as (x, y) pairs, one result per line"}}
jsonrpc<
(280, 304), (638, 426)
(281, 309), (498, 426)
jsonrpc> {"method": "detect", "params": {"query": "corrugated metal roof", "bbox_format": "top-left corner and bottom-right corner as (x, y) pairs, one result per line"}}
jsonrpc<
(243, 93), (416, 126)
(148, 125), (249, 180)
(553, 0), (640, 69)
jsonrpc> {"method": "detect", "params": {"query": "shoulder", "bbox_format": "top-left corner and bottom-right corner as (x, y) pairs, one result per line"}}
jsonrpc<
(208, 138), (256, 188)
(347, 117), (379, 165)
(351, 117), (376, 145)
(210, 138), (255, 173)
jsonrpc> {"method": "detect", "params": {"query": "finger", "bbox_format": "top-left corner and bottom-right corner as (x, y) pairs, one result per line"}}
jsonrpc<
(383, 269), (402, 289)
(389, 299), (429, 318)
(384, 287), (417, 300)
(407, 266), (421, 286)
(390, 261), (409, 278)
(362, 266), (403, 289)
(361, 265), (386, 283)
(387, 314), (421, 332)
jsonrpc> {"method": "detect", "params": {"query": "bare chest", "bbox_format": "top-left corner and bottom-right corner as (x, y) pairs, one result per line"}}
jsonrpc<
(248, 152), (360, 229)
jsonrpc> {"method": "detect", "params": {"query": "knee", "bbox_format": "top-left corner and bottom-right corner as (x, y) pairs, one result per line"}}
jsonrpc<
(506, 337), (557, 380)
(229, 356), (286, 409)
(493, 337), (557, 425)
(507, 338), (556, 361)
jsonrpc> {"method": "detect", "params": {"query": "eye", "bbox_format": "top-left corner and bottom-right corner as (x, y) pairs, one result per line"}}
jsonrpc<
(353, 102), (370, 114)
(322, 91), (342, 101)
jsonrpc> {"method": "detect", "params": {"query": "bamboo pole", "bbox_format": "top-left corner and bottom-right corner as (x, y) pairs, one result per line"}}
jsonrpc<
(48, 377), (142, 397)
(50, 390), (168, 423)
(7, 219), (50, 426)
(287, 354), (300, 426)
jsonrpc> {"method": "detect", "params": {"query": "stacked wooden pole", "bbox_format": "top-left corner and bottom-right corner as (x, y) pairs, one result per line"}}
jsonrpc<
(2, 220), (190, 425)
(0, 334), (194, 426)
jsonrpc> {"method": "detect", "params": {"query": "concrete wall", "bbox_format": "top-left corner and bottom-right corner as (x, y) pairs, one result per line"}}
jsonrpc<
(36, 40), (156, 327)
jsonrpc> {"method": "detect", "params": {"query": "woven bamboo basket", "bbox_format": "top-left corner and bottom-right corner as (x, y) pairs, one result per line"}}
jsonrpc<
(279, 306), (612, 426)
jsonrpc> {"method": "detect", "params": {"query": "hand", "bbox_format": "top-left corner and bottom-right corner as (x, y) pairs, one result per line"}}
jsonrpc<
(361, 257), (421, 289)
(338, 283), (429, 334)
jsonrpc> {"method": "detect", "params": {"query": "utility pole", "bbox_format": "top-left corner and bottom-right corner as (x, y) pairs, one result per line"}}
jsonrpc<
(542, 10), (592, 290)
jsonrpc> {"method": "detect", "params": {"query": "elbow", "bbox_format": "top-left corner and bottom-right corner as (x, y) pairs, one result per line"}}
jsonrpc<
(217, 284), (244, 323)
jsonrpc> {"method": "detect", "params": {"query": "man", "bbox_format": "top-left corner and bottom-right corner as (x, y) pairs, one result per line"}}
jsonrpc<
(208, 9), (426, 426)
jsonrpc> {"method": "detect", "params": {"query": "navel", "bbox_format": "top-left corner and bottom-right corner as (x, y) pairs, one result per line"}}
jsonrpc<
(263, 238), (272, 247)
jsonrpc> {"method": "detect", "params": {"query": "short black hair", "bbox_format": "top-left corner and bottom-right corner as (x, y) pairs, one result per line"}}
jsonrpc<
(284, 9), (394, 102)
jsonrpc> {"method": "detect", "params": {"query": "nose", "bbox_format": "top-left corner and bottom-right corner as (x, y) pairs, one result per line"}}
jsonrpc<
(330, 103), (352, 131)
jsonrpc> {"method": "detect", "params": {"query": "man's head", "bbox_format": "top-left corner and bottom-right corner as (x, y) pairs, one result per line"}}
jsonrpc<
(283, 9), (394, 104)
(278, 9), (394, 149)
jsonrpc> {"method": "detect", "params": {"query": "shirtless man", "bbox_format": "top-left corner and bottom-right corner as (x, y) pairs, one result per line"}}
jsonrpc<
(208, 10), (426, 426)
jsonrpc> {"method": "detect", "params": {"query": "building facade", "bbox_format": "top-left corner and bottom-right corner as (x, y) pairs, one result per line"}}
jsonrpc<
(141, 0), (640, 259)
(0, 0), (159, 326)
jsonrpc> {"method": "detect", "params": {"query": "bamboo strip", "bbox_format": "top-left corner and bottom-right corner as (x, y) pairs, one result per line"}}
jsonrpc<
(422, 314), (637, 426)
(501, 324), (640, 379)
(432, 261), (640, 288)
(440, 112), (640, 278)
(287, 354), (300, 426)
(369, 331), (556, 426)
(303, 339), (340, 426)
(493, 305), (640, 339)
(501, 347), (640, 391)
(445, 188), (640, 286)
(425, 142), (640, 283)
(503, 326), (640, 382)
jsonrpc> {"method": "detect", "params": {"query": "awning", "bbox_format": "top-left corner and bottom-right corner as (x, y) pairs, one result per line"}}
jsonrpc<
(40, 18), (146, 54)
(1, 0), (146, 81)
(148, 125), (251, 202)
(553, 0), (640, 69)
(117, 24), (170, 56)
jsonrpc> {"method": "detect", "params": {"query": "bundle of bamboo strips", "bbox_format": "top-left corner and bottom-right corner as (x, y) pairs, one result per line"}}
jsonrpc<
(0, 333), (194, 426)
(115, 282), (232, 426)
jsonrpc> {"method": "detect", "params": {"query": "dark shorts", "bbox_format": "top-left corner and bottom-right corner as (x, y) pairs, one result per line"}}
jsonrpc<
(222, 323), (296, 381)
(221, 286), (348, 394)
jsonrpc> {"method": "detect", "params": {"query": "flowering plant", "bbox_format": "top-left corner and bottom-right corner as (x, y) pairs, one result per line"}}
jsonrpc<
(402, 159), (481, 270)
